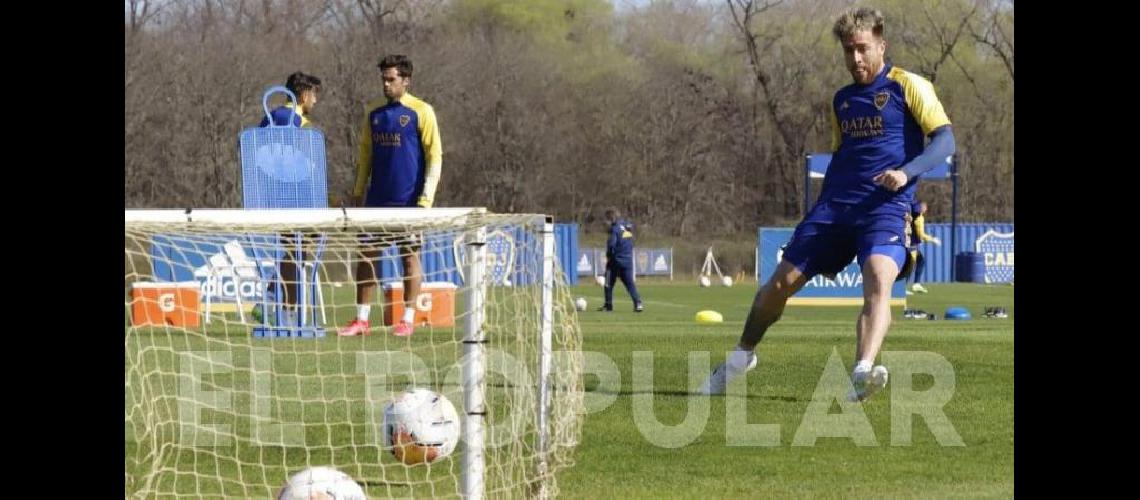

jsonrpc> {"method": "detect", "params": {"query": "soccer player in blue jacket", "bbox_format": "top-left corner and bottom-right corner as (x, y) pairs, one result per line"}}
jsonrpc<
(260, 72), (321, 128)
(600, 209), (644, 313)
(256, 71), (321, 327)
(699, 8), (956, 401)
(339, 55), (443, 338)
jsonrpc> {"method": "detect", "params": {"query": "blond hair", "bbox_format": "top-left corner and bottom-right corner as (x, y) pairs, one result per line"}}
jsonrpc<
(833, 7), (885, 41)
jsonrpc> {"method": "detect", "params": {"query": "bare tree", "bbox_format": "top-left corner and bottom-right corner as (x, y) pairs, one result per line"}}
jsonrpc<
(971, 0), (1014, 81)
(893, 1), (978, 83)
(124, 0), (1013, 226)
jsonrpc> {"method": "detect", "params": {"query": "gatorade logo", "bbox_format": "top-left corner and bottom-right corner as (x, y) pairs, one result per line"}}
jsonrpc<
(415, 292), (433, 312)
(159, 293), (176, 313)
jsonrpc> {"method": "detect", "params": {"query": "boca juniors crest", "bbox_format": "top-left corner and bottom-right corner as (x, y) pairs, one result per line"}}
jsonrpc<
(974, 229), (1014, 283)
(453, 228), (517, 286)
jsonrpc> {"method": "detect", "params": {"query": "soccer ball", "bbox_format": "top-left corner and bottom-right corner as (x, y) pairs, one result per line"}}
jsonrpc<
(383, 388), (461, 465)
(721, 276), (733, 287)
(699, 276), (711, 287)
(277, 466), (365, 500)
(595, 275), (606, 286)
(574, 297), (588, 311)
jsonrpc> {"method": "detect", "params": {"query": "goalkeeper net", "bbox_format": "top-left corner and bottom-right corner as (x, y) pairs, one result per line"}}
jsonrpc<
(124, 208), (585, 499)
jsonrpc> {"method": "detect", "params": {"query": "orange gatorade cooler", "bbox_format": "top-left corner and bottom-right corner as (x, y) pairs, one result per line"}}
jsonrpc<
(382, 281), (457, 328)
(131, 281), (201, 327)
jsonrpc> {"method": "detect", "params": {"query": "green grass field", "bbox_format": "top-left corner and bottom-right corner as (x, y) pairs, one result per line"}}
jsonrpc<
(126, 281), (1013, 498)
(558, 281), (1013, 499)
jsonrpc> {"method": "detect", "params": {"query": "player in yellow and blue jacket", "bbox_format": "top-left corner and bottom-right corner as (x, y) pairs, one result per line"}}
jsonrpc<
(700, 8), (956, 401)
(339, 55), (443, 338)
(906, 200), (941, 294)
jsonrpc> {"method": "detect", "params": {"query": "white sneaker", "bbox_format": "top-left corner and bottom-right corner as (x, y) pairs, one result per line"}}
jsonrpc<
(698, 353), (758, 395)
(911, 283), (929, 294)
(847, 365), (889, 402)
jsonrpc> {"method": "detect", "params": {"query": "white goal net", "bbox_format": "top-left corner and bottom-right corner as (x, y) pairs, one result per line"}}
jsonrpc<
(124, 208), (585, 499)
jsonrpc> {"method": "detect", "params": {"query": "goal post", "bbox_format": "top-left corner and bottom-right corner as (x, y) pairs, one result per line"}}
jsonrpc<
(124, 208), (584, 499)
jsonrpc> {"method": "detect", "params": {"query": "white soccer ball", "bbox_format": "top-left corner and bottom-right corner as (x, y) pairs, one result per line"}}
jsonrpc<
(383, 388), (461, 465)
(277, 466), (365, 500)
(699, 276), (711, 287)
(595, 275), (606, 286)
(574, 297), (588, 311)
(722, 276), (734, 287)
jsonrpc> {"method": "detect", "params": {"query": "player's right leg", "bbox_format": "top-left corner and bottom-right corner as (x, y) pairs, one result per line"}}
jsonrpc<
(338, 234), (383, 336)
(911, 250), (928, 293)
(698, 215), (851, 395)
(697, 260), (808, 395)
(276, 233), (316, 327)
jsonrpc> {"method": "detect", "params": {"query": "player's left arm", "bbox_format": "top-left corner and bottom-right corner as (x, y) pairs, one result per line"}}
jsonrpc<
(876, 75), (956, 190)
(899, 73), (955, 180)
(898, 125), (955, 181)
(416, 103), (443, 208)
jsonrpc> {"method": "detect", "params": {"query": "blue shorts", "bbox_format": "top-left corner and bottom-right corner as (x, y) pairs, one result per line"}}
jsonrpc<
(782, 202), (908, 279)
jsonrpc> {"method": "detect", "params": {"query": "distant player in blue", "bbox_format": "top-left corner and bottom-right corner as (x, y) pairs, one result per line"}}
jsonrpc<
(700, 8), (955, 401)
(259, 72), (321, 128)
(600, 209), (644, 312)
(906, 200), (941, 294)
(255, 71), (322, 327)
